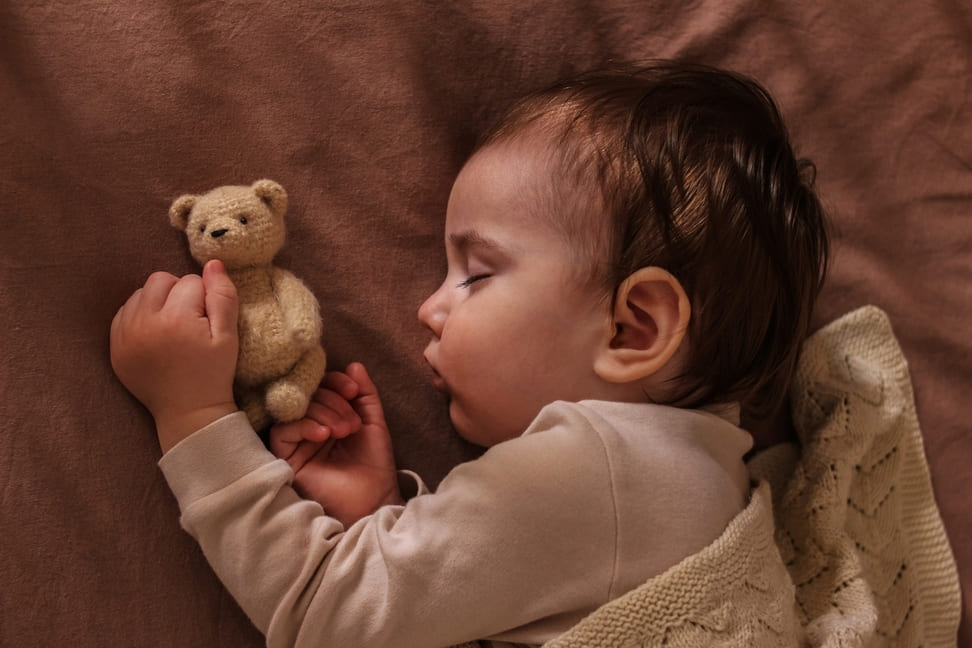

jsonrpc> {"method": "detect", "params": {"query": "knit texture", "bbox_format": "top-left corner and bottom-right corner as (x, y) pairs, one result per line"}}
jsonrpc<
(754, 305), (961, 647)
(459, 306), (960, 648)
(545, 480), (799, 647)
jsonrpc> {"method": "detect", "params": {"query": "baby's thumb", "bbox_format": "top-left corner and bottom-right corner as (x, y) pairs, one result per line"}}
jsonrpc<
(202, 260), (239, 339)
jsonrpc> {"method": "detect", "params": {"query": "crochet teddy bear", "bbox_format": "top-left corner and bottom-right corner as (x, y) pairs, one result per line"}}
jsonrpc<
(169, 179), (327, 431)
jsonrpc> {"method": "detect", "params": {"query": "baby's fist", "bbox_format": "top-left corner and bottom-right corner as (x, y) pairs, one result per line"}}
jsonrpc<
(110, 260), (240, 451)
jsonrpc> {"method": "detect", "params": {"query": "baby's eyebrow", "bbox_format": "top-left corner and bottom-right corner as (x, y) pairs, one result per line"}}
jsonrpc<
(448, 229), (507, 254)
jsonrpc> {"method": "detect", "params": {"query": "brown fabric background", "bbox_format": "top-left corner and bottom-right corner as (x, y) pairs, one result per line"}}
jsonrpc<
(2, 2), (969, 645)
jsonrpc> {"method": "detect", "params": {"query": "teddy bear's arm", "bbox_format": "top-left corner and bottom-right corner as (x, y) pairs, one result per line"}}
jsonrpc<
(271, 267), (323, 348)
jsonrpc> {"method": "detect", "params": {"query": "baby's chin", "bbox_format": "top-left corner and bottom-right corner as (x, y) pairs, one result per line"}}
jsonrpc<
(448, 402), (522, 448)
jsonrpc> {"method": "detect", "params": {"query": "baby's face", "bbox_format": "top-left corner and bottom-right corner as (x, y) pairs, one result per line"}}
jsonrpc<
(419, 141), (612, 447)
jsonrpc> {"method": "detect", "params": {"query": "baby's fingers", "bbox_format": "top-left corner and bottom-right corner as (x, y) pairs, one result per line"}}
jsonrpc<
(271, 387), (361, 457)
(345, 363), (387, 428)
(269, 418), (331, 459)
(321, 370), (360, 401)
(140, 271), (180, 312)
(269, 423), (335, 474)
(305, 388), (363, 439)
(287, 437), (336, 475)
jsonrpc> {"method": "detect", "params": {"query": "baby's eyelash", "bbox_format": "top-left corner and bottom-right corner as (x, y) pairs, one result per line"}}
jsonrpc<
(457, 274), (490, 288)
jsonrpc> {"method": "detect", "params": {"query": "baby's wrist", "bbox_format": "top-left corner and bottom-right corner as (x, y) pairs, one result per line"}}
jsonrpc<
(154, 402), (239, 454)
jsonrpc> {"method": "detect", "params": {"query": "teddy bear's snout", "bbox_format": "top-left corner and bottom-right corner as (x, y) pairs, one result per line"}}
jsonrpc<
(210, 228), (229, 239)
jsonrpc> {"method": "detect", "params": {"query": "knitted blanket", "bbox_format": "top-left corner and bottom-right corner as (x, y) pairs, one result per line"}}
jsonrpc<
(754, 305), (961, 647)
(466, 306), (962, 648)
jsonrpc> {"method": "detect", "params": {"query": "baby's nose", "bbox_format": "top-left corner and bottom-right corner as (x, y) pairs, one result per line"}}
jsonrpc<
(210, 228), (228, 239)
(418, 289), (447, 338)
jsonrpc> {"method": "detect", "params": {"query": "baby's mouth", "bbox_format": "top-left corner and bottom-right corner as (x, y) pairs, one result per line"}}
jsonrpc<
(424, 356), (450, 395)
(432, 376), (447, 394)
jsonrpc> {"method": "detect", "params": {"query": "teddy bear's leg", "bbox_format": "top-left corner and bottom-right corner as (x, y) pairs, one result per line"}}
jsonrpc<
(265, 345), (327, 423)
(237, 385), (272, 432)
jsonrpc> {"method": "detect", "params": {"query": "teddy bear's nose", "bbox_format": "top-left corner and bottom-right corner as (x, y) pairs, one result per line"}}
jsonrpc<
(210, 228), (229, 239)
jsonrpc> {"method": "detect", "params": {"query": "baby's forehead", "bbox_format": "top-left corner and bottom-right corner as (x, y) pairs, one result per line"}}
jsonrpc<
(465, 130), (586, 201)
(459, 141), (559, 214)
(455, 136), (607, 258)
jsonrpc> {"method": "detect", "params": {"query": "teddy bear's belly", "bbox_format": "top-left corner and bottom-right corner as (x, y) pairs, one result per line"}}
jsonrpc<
(236, 304), (303, 385)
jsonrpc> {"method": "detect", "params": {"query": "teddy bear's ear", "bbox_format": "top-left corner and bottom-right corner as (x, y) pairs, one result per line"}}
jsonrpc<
(169, 194), (197, 230)
(252, 179), (288, 216)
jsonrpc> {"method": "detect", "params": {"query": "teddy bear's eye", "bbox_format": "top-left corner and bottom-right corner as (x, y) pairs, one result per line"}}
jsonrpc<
(240, 216), (248, 225)
(199, 225), (205, 233)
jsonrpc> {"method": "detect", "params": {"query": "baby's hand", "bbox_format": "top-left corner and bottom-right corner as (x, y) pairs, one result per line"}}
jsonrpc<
(270, 370), (364, 470)
(110, 260), (239, 452)
(270, 363), (403, 526)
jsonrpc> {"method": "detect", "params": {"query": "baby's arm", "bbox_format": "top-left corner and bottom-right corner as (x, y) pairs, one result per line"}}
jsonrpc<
(156, 409), (619, 646)
(109, 260), (239, 452)
(269, 363), (404, 527)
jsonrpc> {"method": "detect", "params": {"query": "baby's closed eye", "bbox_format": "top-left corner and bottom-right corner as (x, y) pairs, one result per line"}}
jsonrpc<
(457, 273), (492, 288)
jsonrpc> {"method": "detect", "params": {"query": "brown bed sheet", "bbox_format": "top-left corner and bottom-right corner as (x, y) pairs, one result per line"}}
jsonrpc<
(2, 1), (969, 645)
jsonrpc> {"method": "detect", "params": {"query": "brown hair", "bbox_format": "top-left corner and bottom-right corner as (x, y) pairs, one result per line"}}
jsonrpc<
(478, 62), (829, 417)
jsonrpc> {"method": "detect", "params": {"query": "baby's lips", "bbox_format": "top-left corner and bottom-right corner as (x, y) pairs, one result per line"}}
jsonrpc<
(423, 354), (449, 395)
(431, 372), (448, 394)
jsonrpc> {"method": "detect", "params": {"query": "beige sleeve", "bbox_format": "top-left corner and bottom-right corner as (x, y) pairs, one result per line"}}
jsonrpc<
(157, 409), (619, 647)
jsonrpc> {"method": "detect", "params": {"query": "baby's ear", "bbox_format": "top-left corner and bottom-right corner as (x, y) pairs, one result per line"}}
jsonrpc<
(252, 179), (288, 217)
(594, 267), (690, 384)
(169, 194), (197, 230)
